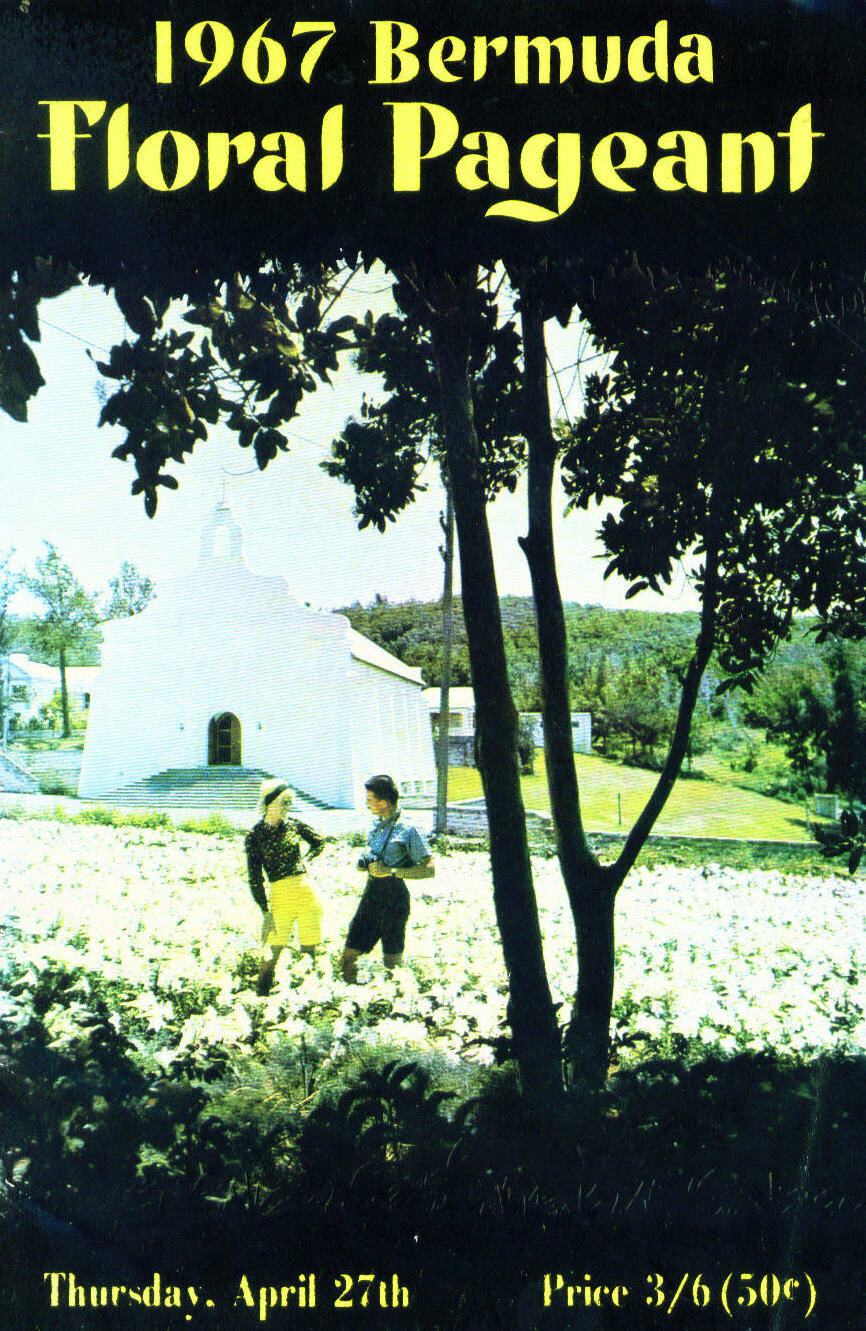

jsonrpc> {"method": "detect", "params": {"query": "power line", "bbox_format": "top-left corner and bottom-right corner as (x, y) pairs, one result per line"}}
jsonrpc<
(38, 317), (117, 356)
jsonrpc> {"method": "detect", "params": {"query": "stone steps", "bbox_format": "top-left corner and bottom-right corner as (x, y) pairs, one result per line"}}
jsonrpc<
(0, 751), (40, 794)
(91, 768), (334, 816)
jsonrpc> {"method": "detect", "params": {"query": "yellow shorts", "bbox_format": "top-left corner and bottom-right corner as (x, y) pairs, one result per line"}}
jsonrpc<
(265, 874), (323, 948)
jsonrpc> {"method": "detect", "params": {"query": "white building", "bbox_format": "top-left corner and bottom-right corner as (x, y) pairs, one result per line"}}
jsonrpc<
(424, 686), (476, 737)
(522, 711), (593, 754)
(423, 685), (476, 764)
(5, 653), (99, 728)
(78, 503), (436, 810)
(424, 686), (593, 764)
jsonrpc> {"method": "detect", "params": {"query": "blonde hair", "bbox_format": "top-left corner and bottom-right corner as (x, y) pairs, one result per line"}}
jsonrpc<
(258, 778), (292, 815)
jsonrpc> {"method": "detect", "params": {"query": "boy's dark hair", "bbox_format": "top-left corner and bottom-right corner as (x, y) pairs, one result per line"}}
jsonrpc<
(364, 774), (399, 805)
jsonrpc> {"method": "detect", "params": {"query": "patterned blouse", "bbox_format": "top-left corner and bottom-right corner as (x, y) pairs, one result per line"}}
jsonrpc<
(244, 817), (325, 912)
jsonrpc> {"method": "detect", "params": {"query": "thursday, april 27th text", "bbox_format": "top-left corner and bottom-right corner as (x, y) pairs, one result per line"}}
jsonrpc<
(42, 1268), (819, 1321)
(43, 1272), (409, 1320)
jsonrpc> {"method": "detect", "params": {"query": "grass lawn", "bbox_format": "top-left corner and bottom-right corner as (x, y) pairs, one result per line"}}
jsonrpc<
(7, 733), (821, 841)
(446, 751), (818, 840)
(694, 730), (792, 793)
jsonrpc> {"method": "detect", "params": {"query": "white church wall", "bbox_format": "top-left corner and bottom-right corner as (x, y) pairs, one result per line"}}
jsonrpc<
(79, 504), (432, 810)
(83, 605), (359, 805)
(347, 664), (436, 803)
(348, 666), (400, 804)
(251, 620), (359, 808)
(79, 643), (194, 795)
(404, 684), (434, 794)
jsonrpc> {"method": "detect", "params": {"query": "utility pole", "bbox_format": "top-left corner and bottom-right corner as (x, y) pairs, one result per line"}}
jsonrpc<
(435, 484), (455, 837)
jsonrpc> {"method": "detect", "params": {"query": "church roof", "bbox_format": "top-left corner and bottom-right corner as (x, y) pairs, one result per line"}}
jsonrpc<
(93, 503), (426, 689)
(349, 630), (424, 685)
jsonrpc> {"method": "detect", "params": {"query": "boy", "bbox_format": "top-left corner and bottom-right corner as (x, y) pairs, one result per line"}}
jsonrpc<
(340, 774), (434, 982)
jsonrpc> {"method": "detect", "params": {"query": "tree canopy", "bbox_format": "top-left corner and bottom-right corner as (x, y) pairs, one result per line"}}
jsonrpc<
(24, 544), (99, 737)
(560, 260), (866, 685)
(101, 561), (155, 620)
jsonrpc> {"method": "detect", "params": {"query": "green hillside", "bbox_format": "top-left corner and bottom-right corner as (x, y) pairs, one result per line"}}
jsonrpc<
(447, 753), (817, 841)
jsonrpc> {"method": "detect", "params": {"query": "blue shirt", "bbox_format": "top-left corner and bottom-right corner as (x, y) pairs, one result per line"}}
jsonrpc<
(368, 812), (431, 870)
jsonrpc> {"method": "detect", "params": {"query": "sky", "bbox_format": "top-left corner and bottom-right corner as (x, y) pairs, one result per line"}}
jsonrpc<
(0, 275), (699, 618)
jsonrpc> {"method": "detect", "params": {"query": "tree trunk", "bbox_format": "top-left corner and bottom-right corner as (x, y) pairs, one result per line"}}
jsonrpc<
(428, 284), (563, 1108)
(517, 287), (719, 1085)
(59, 644), (71, 738)
(434, 486), (455, 836)
(518, 288), (616, 1085)
(568, 866), (617, 1084)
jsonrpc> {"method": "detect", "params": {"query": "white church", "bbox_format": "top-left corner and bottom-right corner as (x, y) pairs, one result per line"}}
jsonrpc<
(78, 502), (436, 811)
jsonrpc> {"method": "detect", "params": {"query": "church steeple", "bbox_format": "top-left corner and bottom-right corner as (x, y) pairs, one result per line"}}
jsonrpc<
(200, 500), (244, 563)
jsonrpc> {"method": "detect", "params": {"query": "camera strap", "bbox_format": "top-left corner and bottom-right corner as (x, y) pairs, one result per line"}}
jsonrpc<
(375, 817), (398, 865)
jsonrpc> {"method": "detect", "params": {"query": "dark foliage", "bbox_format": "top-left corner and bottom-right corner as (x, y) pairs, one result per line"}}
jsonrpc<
(3, 1004), (866, 1330)
(338, 595), (705, 713)
(561, 261), (866, 692)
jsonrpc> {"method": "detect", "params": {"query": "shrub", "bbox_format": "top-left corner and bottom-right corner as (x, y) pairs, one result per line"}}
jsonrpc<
(106, 808), (172, 830)
(71, 804), (120, 826)
(516, 719), (536, 775)
(39, 691), (87, 734)
(71, 806), (172, 830)
(176, 813), (238, 837)
(38, 777), (76, 797)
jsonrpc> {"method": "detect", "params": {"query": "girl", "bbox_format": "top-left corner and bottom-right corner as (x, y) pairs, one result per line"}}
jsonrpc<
(245, 779), (325, 995)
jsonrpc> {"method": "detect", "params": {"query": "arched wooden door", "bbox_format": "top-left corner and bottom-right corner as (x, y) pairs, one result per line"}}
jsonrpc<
(208, 712), (241, 765)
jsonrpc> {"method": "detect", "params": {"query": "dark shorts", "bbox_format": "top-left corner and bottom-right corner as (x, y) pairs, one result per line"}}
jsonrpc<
(345, 875), (411, 956)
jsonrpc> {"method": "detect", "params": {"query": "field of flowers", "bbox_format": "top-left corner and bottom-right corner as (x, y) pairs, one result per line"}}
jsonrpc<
(2, 816), (865, 1071)
(4, 816), (866, 1331)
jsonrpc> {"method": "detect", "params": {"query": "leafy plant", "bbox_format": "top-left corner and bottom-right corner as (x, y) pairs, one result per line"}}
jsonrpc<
(301, 1059), (458, 1177)
(814, 805), (866, 873)
(176, 813), (237, 837)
